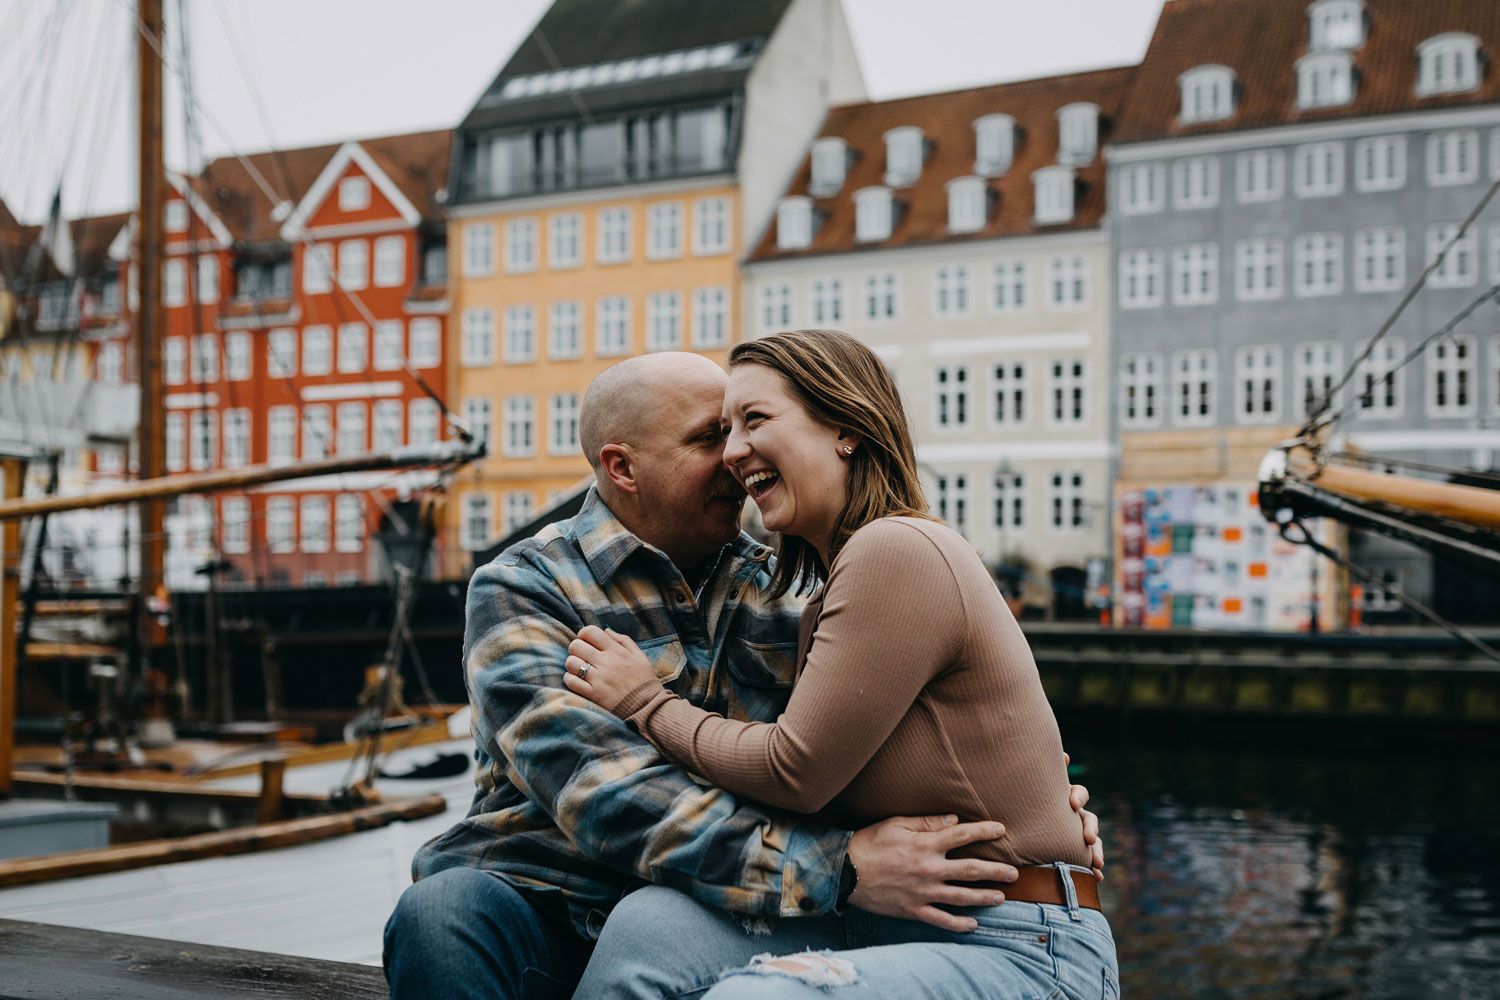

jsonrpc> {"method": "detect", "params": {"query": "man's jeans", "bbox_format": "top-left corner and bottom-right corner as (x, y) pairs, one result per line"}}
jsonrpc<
(581, 864), (1119, 1000)
(383, 867), (591, 1000)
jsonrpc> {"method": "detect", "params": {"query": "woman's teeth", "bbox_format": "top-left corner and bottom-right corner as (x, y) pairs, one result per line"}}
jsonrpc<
(743, 471), (779, 498)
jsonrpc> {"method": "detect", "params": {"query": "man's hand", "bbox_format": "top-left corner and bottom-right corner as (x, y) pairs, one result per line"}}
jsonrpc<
(845, 815), (1017, 932)
(1064, 752), (1104, 881)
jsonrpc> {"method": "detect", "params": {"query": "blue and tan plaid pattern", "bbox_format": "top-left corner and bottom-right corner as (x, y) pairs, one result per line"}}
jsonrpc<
(412, 488), (851, 939)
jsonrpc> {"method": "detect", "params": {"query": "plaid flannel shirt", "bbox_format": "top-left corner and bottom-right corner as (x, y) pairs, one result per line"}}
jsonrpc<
(412, 487), (851, 939)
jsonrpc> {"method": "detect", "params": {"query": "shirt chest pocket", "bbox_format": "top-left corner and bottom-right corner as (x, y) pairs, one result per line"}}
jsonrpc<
(635, 634), (689, 686)
(725, 638), (798, 691)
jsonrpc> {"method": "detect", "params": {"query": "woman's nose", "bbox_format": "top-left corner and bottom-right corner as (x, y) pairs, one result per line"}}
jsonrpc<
(722, 426), (750, 466)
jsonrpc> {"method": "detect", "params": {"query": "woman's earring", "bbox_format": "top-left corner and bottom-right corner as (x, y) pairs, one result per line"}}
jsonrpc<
(841, 445), (853, 456)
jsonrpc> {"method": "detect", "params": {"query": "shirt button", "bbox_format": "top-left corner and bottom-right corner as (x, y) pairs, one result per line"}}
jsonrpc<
(675, 593), (688, 603)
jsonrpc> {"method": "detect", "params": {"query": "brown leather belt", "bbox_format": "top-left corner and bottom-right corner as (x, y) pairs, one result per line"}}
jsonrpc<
(968, 866), (1101, 911)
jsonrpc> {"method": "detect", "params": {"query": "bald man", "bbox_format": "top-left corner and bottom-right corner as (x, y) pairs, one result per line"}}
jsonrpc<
(384, 354), (1098, 1000)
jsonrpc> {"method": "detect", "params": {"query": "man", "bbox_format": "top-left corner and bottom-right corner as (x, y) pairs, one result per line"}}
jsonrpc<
(384, 353), (1100, 999)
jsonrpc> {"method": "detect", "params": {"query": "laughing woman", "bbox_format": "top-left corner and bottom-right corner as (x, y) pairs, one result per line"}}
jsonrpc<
(565, 329), (1119, 1000)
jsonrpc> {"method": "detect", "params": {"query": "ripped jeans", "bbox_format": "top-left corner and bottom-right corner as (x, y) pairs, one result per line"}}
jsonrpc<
(577, 864), (1119, 999)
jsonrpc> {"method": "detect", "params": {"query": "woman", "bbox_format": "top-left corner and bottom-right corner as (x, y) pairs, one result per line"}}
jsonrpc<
(564, 329), (1119, 999)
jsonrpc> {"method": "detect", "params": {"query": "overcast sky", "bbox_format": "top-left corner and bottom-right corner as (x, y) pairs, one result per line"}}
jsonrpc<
(0, 0), (1165, 221)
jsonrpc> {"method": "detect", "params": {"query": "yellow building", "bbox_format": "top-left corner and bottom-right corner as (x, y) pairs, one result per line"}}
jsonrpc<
(443, 0), (864, 569)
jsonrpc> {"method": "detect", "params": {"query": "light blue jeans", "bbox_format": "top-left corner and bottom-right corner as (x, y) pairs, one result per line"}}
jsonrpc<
(578, 863), (1120, 999)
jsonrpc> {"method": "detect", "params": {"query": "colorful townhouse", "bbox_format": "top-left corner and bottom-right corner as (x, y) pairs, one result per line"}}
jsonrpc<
(444, 0), (865, 566)
(1107, 0), (1500, 628)
(744, 69), (1135, 618)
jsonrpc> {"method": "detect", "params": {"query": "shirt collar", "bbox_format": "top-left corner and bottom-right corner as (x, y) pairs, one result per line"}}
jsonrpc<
(567, 486), (773, 584)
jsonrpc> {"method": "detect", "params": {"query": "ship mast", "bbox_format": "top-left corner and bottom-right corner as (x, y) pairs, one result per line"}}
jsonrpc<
(135, 0), (166, 637)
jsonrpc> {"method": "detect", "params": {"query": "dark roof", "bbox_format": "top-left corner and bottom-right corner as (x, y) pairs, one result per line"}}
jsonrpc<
(1115, 0), (1500, 144)
(70, 213), (130, 278)
(750, 65), (1138, 263)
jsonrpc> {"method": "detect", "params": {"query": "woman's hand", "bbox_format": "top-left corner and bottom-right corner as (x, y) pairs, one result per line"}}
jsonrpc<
(562, 625), (660, 712)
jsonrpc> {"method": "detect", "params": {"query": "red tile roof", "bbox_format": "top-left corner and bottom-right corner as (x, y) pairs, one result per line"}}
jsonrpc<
(750, 66), (1138, 263)
(1115, 0), (1500, 144)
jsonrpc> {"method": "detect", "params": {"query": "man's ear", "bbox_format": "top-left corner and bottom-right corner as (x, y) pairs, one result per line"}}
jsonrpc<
(599, 443), (639, 494)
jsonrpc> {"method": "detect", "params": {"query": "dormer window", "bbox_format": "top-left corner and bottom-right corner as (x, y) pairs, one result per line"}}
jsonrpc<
(776, 196), (814, 250)
(1057, 104), (1099, 166)
(1309, 0), (1364, 51)
(165, 200), (188, 233)
(1032, 167), (1075, 225)
(810, 137), (849, 197)
(883, 127), (925, 188)
(974, 115), (1016, 177)
(855, 186), (895, 242)
(1417, 33), (1482, 96)
(1178, 65), (1236, 124)
(947, 177), (987, 234)
(1297, 52), (1355, 109)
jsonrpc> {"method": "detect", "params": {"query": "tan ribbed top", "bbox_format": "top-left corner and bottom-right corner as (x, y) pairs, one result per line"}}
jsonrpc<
(613, 516), (1092, 869)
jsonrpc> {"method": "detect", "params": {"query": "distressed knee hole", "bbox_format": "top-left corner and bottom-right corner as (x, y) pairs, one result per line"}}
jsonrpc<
(729, 950), (859, 988)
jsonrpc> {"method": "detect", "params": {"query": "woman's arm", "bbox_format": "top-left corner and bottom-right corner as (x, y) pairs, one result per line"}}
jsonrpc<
(565, 520), (965, 813)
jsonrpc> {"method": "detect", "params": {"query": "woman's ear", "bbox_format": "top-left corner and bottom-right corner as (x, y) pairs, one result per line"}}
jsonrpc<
(599, 443), (639, 494)
(835, 428), (863, 457)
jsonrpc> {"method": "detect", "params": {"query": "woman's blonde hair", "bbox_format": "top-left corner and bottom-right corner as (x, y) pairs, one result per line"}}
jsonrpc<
(729, 329), (930, 596)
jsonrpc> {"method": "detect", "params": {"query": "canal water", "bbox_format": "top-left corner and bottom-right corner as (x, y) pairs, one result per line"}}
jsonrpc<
(1068, 729), (1500, 999)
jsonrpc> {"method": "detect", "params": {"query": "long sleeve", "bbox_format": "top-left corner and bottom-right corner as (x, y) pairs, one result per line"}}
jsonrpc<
(614, 519), (966, 813)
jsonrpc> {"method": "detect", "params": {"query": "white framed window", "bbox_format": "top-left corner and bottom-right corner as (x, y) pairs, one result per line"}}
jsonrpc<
(96, 341), (124, 384)
(165, 412), (186, 472)
(1417, 33), (1481, 97)
(225, 331), (251, 381)
(1171, 350), (1216, 427)
(1048, 255), (1088, 308)
(1354, 226), (1405, 293)
(692, 197), (729, 254)
(596, 296), (631, 356)
(338, 239), (368, 290)
(373, 235), (404, 287)
(300, 496), (330, 553)
(934, 365), (971, 430)
(1296, 52), (1355, 109)
(1234, 345), (1282, 424)
(974, 115), (1016, 177)
(336, 401), (367, 455)
(1057, 103), (1099, 165)
(1428, 336), (1476, 417)
(268, 327), (297, 377)
(1426, 223), (1477, 288)
(165, 199), (188, 232)
(461, 493), (493, 551)
(548, 300), (582, 359)
(991, 361), (1026, 427)
(1047, 359), (1087, 426)
(1354, 136), (1406, 192)
(408, 398), (439, 445)
(409, 317), (440, 368)
(946, 177), (986, 233)
(462, 307), (496, 366)
(760, 283), (793, 331)
(993, 471), (1025, 531)
(188, 410), (215, 471)
(302, 325), (333, 375)
(336, 322), (367, 374)
(221, 496), (249, 554)
(335, 494), (364, 553)
(548, 392), (579, 455)
(855, 186), (895, 241)
(1294, 341), (1343, 418)
(302, 404), (331, 459)
(191, 333), (218, 383)
(267, 497), (295, 554)
(646, 202), (683, 259)
(934, 265), (971, 317)
(810, 136), (849, 196)
(268, 406), (297, 464)
(503, 305), (536, 363)
(373, 399), (403, 451)
(691, 286), (728, 348)
(777, 197), (813, 250)
(503, 491), (535, 533)
(1178, 65), (1236, 124)
(373, 320), (403, 371)
(504, 218), (538, 273)
(302, 243), (333, 293)
(1033, 167), (1075, 224)
(163, 259), (187, 307)
(1172, 157), (1219, 209)
(1355, 338), (1404, 418)
(463, 222), (495, 277)
(1048, 471), (1088, 531)
(1119, 353), (1163, 429)
(222, 408), (250, 467)
(1427, 130), (1479, 187)
(338, 175), (371, 212)
(1293, 232), (1344, 297)
(933, 473), (969, 535)
(646, 292), (682, 350)
(1294, 142), (1344, 197)
(1119, 249), (1165, 309)
(862, 272), (899, 321)
(810, 277), (844, 325)
(1120, 163), (1165, 214)
(1235, 238), (1284, 301)
(462, 397), (493, 456)
(196, 256), (219, 304)
(883, 126), (925, 187)
(1236, 149), (1285, 202)
(503, 395), (535, 457)
(992, 260), (1026, 312)
(1309, 0), (1364, 51)
(548, 212), (582, 268)
(597, 206), (631, 263)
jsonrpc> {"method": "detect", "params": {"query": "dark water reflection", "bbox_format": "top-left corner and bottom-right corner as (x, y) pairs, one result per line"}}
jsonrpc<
(1067, 732), (1500, 999)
